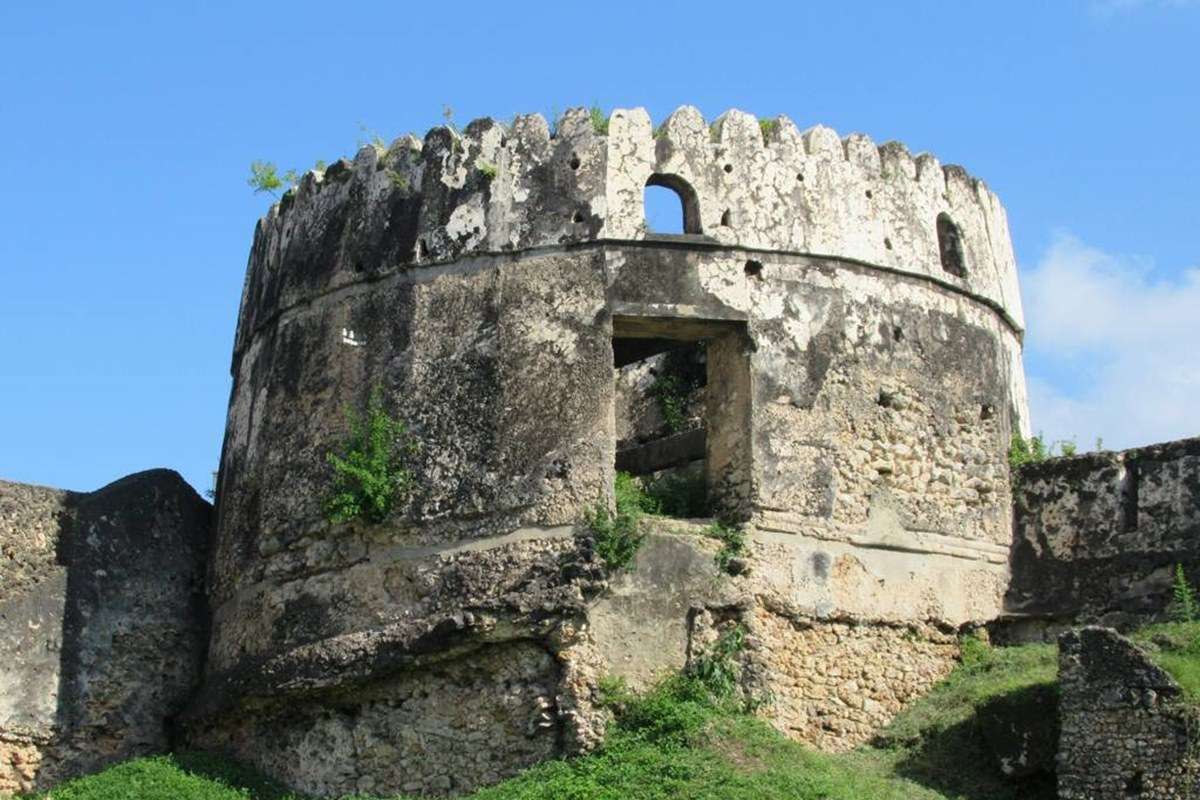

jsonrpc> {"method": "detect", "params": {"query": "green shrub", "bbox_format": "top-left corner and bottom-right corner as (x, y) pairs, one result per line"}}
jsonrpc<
(1169, 564), (1198, 623)
(706, 520), (747, 574)
(643, 469), (709, 518)
(476, 159), (497, 180)
(247, 161), (285, 196)
(323, 387), (417, 525)
(688, 624), (748, 701)
(586, 481), (646, 571)
(650, 346), (705, 434)
(759, 118), (779, 144)
(614, 470), (658, 515)
(1007, 433), (1049, 471)
(589, 106), (609, 136)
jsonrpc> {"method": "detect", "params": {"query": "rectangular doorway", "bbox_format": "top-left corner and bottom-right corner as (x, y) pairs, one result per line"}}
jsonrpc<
(611, 315), (751, 520)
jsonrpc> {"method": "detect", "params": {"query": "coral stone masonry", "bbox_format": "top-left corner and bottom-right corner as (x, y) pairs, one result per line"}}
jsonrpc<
(186, 105), (1029, 795)
(3, 103), (1195, 799)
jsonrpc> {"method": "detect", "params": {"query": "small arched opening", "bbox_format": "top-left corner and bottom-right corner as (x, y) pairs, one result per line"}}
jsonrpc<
(936, 213), (967, 278)
(643, 174), (702, 235)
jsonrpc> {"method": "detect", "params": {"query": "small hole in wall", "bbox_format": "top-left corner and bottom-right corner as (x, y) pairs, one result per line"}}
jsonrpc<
(892, 325), (904, 342)
(573, 210), (585, 223)
(744, 260), (763, 279)
(865, 189), (873, 199)
(1124, 770), (1144, 797)
(724, 163), (733, 174)
(418, 240), (429, 260)
(980, 403), (995, 421)
(353, 261), (364, 273)
(721, 209), (732, 227)
(500, 136), (508, 148)
(569, 155), (581, 170)
(796, 173), (805, 183)
(877, 390), (895, 408)
(884, 237), (893, 250)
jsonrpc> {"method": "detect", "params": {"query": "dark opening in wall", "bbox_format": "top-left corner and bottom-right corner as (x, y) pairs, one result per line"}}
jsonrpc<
(611, 315), (751, 520)
(937, 213), (967, 278)
(744, 260), (763, 279)
(644, 174), (701, 235)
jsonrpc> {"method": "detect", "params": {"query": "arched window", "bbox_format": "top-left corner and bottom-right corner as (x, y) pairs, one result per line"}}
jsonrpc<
(643, 174), (701, 235)
(936, 213), (967, 278)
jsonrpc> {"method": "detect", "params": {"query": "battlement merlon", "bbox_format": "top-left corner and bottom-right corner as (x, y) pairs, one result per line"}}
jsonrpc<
(232, 105), (1024, 361)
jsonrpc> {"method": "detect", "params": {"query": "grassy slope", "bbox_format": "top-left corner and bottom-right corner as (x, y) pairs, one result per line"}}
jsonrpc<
(1132, 621), (1200, 701)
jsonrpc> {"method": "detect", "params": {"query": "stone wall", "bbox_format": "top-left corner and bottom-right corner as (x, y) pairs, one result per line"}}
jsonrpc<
(0, 471), (211, 796)
(1057, 627), (1199, 799)
(1005, 437), (1200, 633)
(198, 103), (1028, 796)
(750, 606), (959, 751)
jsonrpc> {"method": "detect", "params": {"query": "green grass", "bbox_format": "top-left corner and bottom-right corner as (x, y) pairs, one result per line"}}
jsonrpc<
(28, 752), (303, 799)
(860, 635), (1059, 800)
(1132, 621), (1200, 701)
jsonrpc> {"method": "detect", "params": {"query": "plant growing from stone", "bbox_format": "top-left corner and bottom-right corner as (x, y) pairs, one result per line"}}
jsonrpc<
(248, 161), (302, 196)
(1170, 564), (1198, 623)
(589, 106), (609, 136)
(323, 387), (417, 525)
(585, 497), (645, 571)
(650, 345), (705, 434)
(759, 118), (779, 144)
(688, 623), (747, 700)
(706, 520), (747, 575)
(1007, 433), (1049, 471)
(477, 159), (498, 180)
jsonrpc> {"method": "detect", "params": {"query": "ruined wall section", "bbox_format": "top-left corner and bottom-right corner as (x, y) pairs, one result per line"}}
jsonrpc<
(0, 472), (211, 796)
(1006, 437), (1200, 631)
(1057, 627), (1199, 800)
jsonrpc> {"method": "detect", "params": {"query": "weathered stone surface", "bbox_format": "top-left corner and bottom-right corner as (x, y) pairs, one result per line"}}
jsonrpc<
(1057, 627), (1200, 800)
(1004, 437), (1200, 632)
(196, 104), (1029, 796)
(0, 471), (211, 796)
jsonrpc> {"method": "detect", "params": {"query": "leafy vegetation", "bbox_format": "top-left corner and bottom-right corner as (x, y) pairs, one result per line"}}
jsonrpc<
(759, 118), (779, 144)
(476, 158), (497, 180)
(323, 388), (417, 525)
(1169, 564), (1198, 623)
(705, 519), (747, 574)
(649, 345), (705, 434)
(612, 469), (709, 519)
(586, 475), (647, 570)
(247, 161), (298, 196)
(686, 623), (750, 701)
(589, 106), (609, 136)
(1007, 433), (1050, 470)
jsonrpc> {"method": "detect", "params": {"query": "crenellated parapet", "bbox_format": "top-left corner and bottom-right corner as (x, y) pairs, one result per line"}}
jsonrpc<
(234, 105), (1023, 363)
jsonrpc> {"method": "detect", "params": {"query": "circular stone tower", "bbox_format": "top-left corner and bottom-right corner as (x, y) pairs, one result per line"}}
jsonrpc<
(188, 106), (1028, 796)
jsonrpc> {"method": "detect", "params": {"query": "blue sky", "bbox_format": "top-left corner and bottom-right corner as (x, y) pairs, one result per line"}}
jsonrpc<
(1, 0), (1197, 493)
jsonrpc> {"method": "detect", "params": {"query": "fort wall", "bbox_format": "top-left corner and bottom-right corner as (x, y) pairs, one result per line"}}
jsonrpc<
(0, 472), (210, 795)
(1004, 437), (1200, 638)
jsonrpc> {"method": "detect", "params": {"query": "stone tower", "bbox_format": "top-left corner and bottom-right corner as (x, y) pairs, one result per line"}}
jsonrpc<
(186, 105), (1028, 796)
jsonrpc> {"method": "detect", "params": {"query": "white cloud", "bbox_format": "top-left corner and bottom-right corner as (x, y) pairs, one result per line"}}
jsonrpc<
(1021, 233), (1200, 451)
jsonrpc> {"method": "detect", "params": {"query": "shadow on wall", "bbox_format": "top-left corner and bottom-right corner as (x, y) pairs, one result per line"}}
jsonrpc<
(0, 470), (211, 794)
